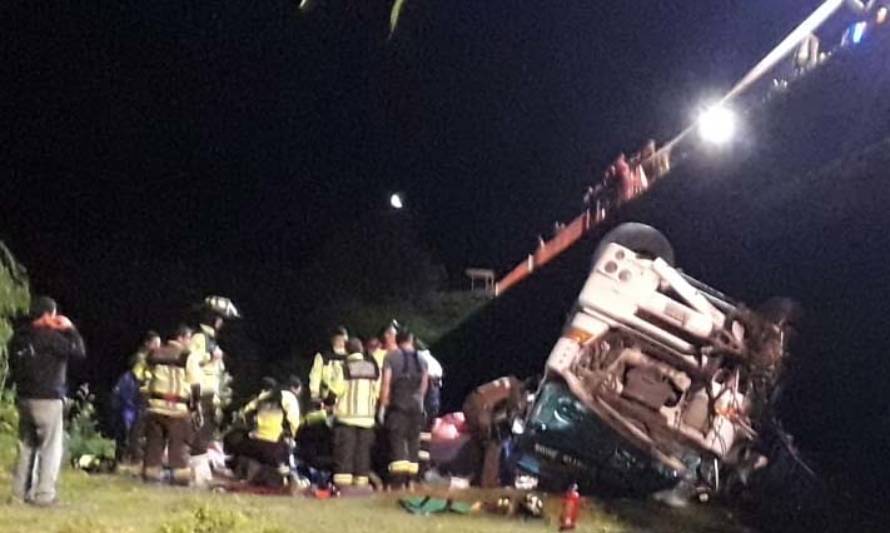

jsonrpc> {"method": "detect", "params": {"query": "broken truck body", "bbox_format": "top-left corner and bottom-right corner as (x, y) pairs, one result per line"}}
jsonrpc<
(516, 223), (794, 499)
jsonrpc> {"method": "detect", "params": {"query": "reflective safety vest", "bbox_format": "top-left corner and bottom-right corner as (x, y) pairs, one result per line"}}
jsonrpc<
(146, 341), (202, 417)
(131, 348), (150, 384)
(189, 325), (225, 400)
(330, 353), (380, 428)
(245, 389), (301, 443)
(371, 348), (387, 386)
(308, 349), (346, 403)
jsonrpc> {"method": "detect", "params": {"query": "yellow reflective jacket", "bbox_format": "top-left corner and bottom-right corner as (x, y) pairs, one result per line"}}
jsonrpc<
(131, 348), (150, 383)
(146, 341), (202, 417)
(308, 349), (346, 403)
(329, 353), (380, 428)
(371, 348), (387, 387)
(242, 389), (301, 443)
(189, 325), (225, 401)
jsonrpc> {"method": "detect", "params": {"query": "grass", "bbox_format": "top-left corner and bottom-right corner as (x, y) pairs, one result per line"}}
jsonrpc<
(0, 434), (752, 533)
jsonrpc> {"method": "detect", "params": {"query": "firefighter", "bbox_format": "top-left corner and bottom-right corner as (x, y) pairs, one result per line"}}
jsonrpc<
(380, 321), (398, 352)
(329, 338), (380, 491)
(378, 331), (428, 490)
(365, 337), (387, 374)
(189, 295), (240, 487)
(462, 376), (527, 488)
(368, 323), (397, 486)
(307, 326), (349, 416)
(117, 330), (160, 470)
(142, 325), (202, 485)
(225, 376), (302, 486)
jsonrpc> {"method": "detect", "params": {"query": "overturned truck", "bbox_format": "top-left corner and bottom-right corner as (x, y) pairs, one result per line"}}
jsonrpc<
(516, 223), (799, 505)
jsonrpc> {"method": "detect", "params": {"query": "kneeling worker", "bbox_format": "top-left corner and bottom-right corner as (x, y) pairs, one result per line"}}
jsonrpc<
(225, 376), (302, 484)
(462, 376), (527, 488)
(143, 326), (202, 485)
(329, 338), (380, 491)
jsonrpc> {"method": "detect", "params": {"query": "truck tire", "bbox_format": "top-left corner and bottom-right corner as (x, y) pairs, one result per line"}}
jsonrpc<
(593, 222), (675, 266)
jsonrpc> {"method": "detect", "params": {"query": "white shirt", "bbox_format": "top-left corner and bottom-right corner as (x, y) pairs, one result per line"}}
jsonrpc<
(418, 349), (443, 380)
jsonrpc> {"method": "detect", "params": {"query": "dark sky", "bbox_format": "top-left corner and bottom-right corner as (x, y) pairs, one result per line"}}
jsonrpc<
(1, 1), (824, 267)
(0, 0), (844, 366)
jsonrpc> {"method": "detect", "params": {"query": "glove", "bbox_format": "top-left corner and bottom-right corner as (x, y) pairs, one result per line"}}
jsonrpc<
(376, 406), (387, 427)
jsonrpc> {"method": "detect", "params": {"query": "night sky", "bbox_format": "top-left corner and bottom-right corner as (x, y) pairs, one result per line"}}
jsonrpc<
(3, 1), (890, 522)
(3, 1), (825, 271)
(2, 0), (881, 426)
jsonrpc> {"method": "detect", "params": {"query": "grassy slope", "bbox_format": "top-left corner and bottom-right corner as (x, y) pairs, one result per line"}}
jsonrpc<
(0, 434), (748, 533)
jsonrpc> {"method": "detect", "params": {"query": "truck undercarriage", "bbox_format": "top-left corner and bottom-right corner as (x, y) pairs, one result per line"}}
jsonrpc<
(517, 223), (797, 504)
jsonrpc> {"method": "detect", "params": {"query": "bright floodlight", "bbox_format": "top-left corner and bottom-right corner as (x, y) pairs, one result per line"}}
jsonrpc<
(390, 193), (404, 209)
(852, 21), (867, 44)
(697, 105), (737, 145)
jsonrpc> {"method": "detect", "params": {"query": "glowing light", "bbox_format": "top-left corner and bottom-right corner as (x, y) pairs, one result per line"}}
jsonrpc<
(390, 193), (404, 209)
(697, 105), (737, 145)
(878, 6), (888, 24)
(852, 21), (868, 43)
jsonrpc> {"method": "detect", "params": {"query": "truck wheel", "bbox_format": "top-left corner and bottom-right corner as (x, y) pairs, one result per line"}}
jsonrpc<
(593, 222), (675, 265)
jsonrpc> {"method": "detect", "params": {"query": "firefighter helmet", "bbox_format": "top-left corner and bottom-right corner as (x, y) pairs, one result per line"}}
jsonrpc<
(203, 296), (241, 319)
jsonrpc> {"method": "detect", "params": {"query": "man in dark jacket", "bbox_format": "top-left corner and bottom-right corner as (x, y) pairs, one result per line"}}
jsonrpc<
(9, 296), (85, 505)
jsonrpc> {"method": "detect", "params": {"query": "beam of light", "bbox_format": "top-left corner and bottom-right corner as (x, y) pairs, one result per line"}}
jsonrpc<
(390, 193), (404, 209)
(697, 105), (737, 145)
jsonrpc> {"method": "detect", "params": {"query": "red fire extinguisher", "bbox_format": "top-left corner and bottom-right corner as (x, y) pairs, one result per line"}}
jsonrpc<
(559, 483), (581, 531)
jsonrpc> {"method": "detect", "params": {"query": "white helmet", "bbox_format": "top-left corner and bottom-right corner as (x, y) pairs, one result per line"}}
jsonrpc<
(203, 296), (240, 319)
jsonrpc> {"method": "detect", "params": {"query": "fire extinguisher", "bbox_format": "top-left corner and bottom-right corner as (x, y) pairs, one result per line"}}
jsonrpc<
(559, 483), (581, 531)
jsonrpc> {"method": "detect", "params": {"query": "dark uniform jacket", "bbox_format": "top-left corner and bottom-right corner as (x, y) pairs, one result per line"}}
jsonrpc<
(10, 320), (86, 400)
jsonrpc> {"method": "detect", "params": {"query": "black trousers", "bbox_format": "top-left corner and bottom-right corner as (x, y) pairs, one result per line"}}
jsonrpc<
(190, 397), (217, 455)
(333, 424), (374, 483)
(224, 429), (290, 467)
(144, 412), (191, 471)
(386, 409), (423, 479)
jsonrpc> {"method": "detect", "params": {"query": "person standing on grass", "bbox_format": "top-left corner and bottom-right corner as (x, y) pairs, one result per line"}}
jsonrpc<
(8, 296), (86, 506)
(330, 338), (380, 492)
(142, 325), (202, 485)
(118, 330), (161, 471)
(378, 330), (428, 490)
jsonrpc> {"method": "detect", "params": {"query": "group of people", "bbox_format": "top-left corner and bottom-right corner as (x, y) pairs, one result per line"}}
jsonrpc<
(106, 299), (446, 494)
(9, 292), (530, 506)
(302, 323), (441, 491)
